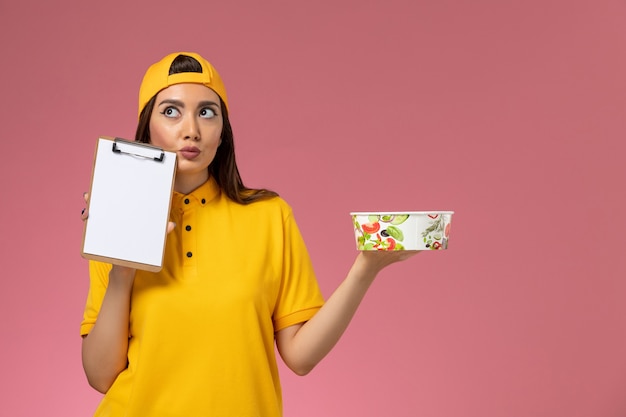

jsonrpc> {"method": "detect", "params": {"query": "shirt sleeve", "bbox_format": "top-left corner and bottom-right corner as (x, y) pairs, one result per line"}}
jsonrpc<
(272, 204), (325, 331)
(80, 260), (112, 336)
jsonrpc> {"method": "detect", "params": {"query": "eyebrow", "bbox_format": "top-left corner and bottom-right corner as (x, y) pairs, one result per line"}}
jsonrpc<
(157, 99), (221, 109)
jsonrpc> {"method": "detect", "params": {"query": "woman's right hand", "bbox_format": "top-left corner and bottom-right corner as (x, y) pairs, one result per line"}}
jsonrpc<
(81, 191), (177, 392)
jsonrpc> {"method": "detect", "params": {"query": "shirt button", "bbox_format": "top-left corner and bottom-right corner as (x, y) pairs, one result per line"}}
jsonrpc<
(185, 225), (191, 231)
(201, 198), (206, 204)
(184, 198), (190, 204)
(186, 252), (193, 258)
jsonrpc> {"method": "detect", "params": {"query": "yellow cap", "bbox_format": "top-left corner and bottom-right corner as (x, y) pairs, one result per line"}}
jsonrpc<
(138, 52), (229, 117)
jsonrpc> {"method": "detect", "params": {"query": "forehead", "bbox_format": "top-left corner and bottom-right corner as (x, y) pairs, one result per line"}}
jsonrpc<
(155, 83), (221, 103)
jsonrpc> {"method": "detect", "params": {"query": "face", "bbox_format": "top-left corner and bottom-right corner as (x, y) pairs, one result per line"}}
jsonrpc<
(149, 83), (224, 192)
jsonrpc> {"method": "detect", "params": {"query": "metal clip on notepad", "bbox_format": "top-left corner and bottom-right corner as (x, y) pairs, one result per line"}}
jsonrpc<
(112, 138), (165, 162)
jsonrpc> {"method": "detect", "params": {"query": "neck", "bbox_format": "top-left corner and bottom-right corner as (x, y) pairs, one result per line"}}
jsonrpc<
(174, 171), (210, 195)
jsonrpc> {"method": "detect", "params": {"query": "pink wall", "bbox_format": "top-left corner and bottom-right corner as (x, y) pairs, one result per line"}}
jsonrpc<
(1, 0), (625, 416)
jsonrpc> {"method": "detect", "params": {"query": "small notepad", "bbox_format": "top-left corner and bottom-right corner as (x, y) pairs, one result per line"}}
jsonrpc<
(81, 136), (177, 271)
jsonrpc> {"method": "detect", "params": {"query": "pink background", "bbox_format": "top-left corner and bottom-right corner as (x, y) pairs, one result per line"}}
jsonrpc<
(1, 0), (625, 416)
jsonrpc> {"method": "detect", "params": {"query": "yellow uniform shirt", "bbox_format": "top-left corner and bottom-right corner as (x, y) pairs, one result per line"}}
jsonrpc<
(81, 177), (325, 416)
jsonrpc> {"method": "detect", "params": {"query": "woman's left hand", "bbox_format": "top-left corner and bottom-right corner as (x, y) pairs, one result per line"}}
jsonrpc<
(276, 248), (420, 375)
(357, 249), (420, 275)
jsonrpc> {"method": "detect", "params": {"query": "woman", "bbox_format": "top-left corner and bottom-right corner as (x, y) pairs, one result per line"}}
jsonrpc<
(81, 52), (417, 416)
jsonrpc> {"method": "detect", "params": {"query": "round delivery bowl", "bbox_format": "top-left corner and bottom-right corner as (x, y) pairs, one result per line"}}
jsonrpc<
(350, 211), (454, 251)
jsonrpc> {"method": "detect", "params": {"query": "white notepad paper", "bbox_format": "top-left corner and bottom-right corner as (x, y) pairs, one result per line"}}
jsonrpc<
(81, 136), (177, 271)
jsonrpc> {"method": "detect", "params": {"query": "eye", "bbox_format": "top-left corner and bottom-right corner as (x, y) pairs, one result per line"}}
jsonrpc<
(199, 107), (217, 118)
(160, 106), (180, 118)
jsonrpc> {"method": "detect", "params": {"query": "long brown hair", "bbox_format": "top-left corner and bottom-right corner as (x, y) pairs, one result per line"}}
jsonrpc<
(135, 54), (278, 204)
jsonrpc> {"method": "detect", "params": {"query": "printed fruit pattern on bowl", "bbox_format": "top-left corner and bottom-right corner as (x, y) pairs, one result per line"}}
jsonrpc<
(421, 214), (451, 250)
(353, 214), (409, 251)
(353, 213), (451, 251)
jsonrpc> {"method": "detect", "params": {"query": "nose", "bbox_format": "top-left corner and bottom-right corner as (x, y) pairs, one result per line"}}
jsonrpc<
(181, 114), (200, 141)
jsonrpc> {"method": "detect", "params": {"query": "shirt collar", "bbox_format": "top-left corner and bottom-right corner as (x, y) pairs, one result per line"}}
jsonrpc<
(172, 176), (220, 210)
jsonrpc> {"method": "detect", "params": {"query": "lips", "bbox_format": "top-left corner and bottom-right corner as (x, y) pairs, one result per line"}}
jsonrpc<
(179, 146), (200, 160)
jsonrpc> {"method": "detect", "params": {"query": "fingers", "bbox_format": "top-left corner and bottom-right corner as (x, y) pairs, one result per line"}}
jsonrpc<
(166, 222), (176, 234)
(396, 250), (420, 261)
(359, 249), (420, 271)
(81, 191), (89, 221)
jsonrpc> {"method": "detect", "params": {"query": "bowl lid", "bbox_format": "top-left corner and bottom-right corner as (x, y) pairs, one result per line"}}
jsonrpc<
(350, 211), (454, 216)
